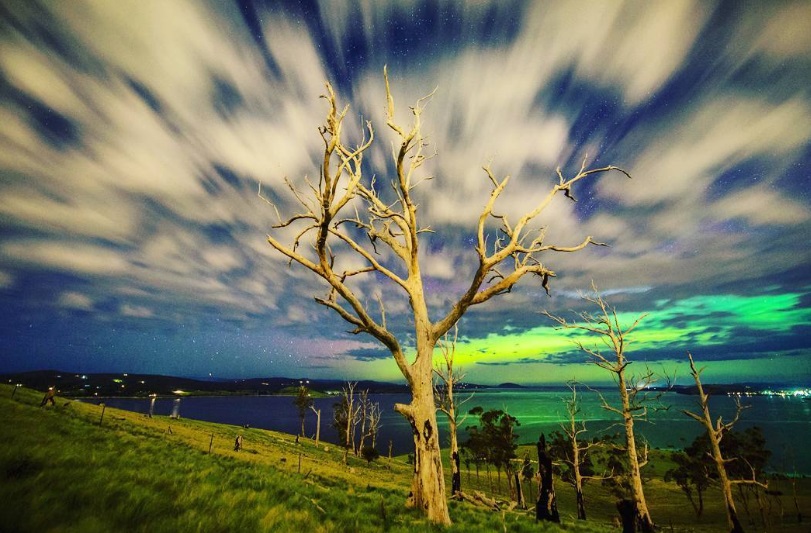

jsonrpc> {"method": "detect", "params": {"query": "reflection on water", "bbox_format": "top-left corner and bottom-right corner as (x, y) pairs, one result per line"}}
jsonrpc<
(88, 389), (811, 474)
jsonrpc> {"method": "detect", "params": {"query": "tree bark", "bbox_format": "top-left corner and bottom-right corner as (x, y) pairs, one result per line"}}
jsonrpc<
(618, 376), (655, 533)
(570, 414), (587, 520)
(451, 449), (461, 495)
(395, 373), (451, 525)
(576, 484), (587, 520)
(514, 471), (525, 509)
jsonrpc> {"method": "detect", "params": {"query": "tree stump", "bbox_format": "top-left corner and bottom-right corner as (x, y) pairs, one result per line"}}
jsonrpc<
(535, 434), (559, 522)
(40, 388), (56, 407)
(617, 499), (638, 533)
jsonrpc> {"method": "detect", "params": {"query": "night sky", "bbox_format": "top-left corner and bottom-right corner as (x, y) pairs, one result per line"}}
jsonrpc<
(1, 1), (809, 385)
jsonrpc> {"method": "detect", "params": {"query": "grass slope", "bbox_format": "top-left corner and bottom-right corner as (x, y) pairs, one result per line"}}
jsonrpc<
(1, 384), (807, 532)
(0, 385), (605, 532)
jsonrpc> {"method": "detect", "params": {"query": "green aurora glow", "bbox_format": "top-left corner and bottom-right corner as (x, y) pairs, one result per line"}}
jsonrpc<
(437, 291), (811, 385)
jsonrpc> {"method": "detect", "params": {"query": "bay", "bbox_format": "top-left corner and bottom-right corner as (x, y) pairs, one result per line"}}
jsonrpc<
(88, 389), (811, 474)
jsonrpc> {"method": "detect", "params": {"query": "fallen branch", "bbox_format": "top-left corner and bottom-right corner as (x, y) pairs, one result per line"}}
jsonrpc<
(453, 490), (515, 512)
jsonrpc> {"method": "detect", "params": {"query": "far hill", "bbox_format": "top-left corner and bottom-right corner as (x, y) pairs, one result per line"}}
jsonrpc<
(495, 382), (525, 389)
(0, 370), (413, 397)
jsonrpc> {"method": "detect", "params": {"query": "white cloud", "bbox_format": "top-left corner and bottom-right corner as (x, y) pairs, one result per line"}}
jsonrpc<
(201, 247), (244, 273)
(713, 187), (810, 226)
(522, 0), (711, 104)
(0, 186), (138, 244)
(58, 291), (94, 310)
(600, 95), (811, 210)
(120, 304), (153, 318)
(744, 2), (811, 60)
(0, 271), (12, 289)
(2, 241), (129, 275)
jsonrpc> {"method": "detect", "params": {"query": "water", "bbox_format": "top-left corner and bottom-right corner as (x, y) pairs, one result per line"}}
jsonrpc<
(86, 389), (811, 474)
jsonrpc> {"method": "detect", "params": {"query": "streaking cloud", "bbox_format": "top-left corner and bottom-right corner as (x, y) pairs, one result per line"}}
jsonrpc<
(0, 0), (809, 384)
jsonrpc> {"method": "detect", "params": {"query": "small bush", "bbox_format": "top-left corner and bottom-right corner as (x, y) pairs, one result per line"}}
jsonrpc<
(361, 446), (379, 463)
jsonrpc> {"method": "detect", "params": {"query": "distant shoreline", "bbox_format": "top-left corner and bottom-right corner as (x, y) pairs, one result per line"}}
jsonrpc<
(3, 369), (805, 398)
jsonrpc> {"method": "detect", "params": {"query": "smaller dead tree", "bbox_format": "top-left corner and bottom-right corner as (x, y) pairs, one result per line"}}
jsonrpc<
(544, 284), (659, 532)
(333, 381), (362, 463)
(359, 395), (382, 453)
(683, 352), (769, 533)
(310, 405), (322, 446)
(521, 453), (535, 503)
(357, 389), (370, 454)
(433, 327), (472, 497)
(549, 381), (610, 520)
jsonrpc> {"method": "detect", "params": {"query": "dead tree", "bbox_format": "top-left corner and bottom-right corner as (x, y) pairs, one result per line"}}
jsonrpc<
(556, 380), (610, 520)
(543, 285), (656, 532)
(338, 382), (362, 462)
(683, 353), (768, 533)
(262, 69), (629, 525)
(309, 405), (321, 446)
(358, 393), (382, 452)
(434, 326), (472, 497)
(368, 402), (381, 449)
(357, 389), (370, 455)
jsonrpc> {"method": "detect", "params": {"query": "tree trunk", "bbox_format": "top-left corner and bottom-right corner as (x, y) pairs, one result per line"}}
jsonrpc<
(576, 484), (587, 520)
(617, 499), (638, 533)
(618, 378), (654, 532)
(697, 486), (704, 518)
(358, 391), (369, 453)
(448, 416), (462, 496)
(395, 378), (451, 525)
(451, 450), (461, 495)
(344, 387), (354, 459)
(571, 424), (587, 520)
(515, 472), (525, 509)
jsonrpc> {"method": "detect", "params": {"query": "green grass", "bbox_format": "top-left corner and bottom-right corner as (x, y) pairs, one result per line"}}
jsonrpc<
(1, 384), (807, 532)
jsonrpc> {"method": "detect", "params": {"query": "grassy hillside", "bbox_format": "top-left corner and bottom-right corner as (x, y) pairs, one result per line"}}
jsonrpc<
(1, 384), (807, 532)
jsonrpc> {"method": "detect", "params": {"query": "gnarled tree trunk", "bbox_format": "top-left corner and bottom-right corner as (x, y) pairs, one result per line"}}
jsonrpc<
(396, 366), (450, 524)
